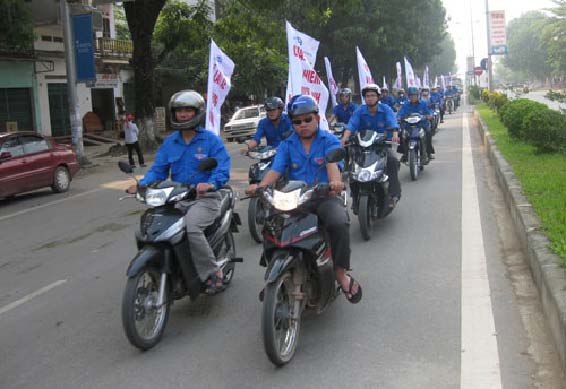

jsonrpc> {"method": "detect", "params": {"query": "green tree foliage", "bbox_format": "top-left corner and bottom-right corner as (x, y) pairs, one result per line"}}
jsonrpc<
(428, 34), (456, 78)
(113, 5), (130, 41)
(504, 11), (552, 81)
(0, 0), (34, 52)
(541, 0), (566, 78)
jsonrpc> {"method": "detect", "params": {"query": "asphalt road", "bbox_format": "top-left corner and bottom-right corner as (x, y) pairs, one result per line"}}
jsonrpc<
(0, 106), (564, 388)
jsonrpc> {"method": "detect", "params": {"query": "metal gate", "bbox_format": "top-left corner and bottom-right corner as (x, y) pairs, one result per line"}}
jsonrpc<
(48, 83), (71, 137)
(0, 88), (33, 132)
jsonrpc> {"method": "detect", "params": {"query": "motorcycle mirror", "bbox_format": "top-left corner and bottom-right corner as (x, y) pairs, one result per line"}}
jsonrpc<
(118, 161), (133, 174)
(198, 157), (218, 172)
(326, 148), (346, 163)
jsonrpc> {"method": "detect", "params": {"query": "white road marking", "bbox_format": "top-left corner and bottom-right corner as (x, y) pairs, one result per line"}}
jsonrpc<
(0, 279), (67, 316)
(461, 114), (502, 388)
(0, 188), (103, 222)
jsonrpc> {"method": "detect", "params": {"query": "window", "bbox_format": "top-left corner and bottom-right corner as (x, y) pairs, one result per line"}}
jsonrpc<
(234, 108), (260, 120)
(0, 138), (24, 157)
(41, 35), (52, 42)
(20, 136), (50, 155)
(103, 18), (111, 38)
(53, 36), (63, 43)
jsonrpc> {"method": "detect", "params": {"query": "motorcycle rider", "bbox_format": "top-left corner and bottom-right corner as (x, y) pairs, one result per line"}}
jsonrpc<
(329, 87), (359, 125)
(342, 84), (402, 209)
(430, 86), (444, 123)
(395, 88), (408, 105)
(241, 96), (292, 154)
(445, 85), (457, 111)
(397, 86), (435, 160)
(246, 95), (362, 304)
(127, 90), (231, 295)
(379, 86), (396, 109)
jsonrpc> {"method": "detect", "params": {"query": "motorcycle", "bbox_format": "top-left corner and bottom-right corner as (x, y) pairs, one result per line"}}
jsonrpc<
(246, 145), (277, 243)
(401, 113), (430, 181)
(346, 130), (395, 241)
(253, 148), (347, 366)
(331, 122), (346, 139)
(430, 103), (440, 135)
(445, 96), (454, 114)
(118, 159), (242, 350)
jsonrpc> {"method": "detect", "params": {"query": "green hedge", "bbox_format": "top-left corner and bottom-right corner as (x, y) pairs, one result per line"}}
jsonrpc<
(522, 109), (566, 153)
(500, 99), (548, 139)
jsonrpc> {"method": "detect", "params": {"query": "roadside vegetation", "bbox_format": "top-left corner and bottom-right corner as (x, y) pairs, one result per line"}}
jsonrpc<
(476, 101), (566, 264)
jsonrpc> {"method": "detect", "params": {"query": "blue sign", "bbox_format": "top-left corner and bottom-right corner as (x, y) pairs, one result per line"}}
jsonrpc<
(73, 14), (96, 83)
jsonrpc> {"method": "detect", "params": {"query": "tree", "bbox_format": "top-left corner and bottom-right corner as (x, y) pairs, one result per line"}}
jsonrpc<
(541, 0), (566, 79)
(0, 0), (34, 53)
(124, 0), (167, 150)
(112, 5), (130, 41)
(427, 34), (456, 78)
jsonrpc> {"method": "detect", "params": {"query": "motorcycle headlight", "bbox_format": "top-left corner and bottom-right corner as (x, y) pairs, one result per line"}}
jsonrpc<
(358, 169), (372, 182)
(145, 188), (173, 207)
(271, 188), (301, 211)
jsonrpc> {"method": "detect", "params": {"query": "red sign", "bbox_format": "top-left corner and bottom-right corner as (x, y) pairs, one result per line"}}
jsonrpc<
(474, 67), (483, 76)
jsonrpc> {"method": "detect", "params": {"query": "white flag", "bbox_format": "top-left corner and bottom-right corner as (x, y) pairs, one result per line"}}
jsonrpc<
(286, 21), (329, 131)
(404, 57), (416, 88)
(441, 75), (446, 89)
(393, 61), (402, 90)
(324, 57), (338, 108)
(382, 76), (388, 90)
(205, 39), (234, 136)
(448, 72), (453, 86)
(357, 46), (374, 103)
(423, 66), (429, 88)
(434, 76), (438, 88)
(416, 75), (422, 88)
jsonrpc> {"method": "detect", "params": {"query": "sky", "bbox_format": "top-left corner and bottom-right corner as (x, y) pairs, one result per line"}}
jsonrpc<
(441, 0), (557, 76)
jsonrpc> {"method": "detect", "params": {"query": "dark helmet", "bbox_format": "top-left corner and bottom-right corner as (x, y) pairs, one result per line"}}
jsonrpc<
(407, 86), (419, 96)
(288, 95), (319, 118)
(338, 87), (352, 98)
(169, 90), (205, 131)
(381, 86), (389, 92)
(398, 88), (405, 95)
(361, 83), (381, 97)
(264, 96), (284, 111)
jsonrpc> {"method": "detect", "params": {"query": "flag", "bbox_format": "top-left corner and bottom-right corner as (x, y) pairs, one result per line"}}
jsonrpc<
(357, 46), (374, 103)
(434, 76), (438, 88)
(324, 57), (338, 108)
(383, 76), (388, 90)
(404, 57), (416, 88)
(286, 21), (329, 131)
(393, 61), (402, 90)
(416, 75), (422, 88)
(205, 39), (234, 135)
(423, 66), (430, 88)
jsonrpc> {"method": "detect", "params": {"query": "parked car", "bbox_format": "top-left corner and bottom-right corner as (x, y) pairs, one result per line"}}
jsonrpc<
(223, 105), (266, 142)
(0, 132), (80, 199)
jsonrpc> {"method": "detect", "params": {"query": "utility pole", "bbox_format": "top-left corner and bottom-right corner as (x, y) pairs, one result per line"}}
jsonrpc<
(469, 0), (477, 86)
(60, 0), (88, 165)
(485, 0), (493, 92)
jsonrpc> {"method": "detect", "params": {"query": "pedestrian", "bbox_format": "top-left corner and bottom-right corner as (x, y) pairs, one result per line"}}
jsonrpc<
(124, 113), (145, 167)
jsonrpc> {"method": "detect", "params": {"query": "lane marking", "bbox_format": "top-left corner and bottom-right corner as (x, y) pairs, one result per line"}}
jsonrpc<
(0, 279), (67, 316)
(461, 114), (502, 388)
(0, 188), (103, 222)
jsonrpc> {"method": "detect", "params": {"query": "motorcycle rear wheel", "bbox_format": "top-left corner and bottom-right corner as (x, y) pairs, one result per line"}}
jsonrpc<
(248, 197), (264, 243)
(359, 195), (371, 241)
(122, 267), (170, 350)
(409, 149), (419, 181)
(262, 271), (300, 366)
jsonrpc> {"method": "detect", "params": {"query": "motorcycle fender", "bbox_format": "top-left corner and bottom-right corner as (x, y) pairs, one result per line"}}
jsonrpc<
(126, 246), (162, 277)
(409, 140), (417, 149)
(265, 252), (298, 284)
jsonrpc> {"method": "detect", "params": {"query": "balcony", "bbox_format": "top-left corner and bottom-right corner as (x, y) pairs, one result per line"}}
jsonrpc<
(94, 37), (132, 61)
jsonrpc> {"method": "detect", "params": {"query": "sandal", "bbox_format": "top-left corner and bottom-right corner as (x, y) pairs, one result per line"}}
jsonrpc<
(205, 272), (226, 296)
(342, 275), (362, 304)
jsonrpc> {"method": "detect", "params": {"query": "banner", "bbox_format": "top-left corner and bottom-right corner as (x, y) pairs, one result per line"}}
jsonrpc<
(205, 39), (235, 135)
(448, 72), (453, 86)
(382, 76), (388, 90)
(73, 14), (96, 83)
(416, 75), (422, 88)
(324, 57), (338, 108)
(287, 21), (329, 131)
(393, 61), (402, 90)
(441, 75), (446, 89)
(423, 66), (430, 88)
(357, 46), (374, 103)
(489, 10), (507, 55)
(434, 76), (438, 88)
(404, 57), (416, 88)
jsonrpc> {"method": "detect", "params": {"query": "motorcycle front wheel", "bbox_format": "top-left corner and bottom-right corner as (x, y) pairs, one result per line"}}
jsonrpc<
(248, 197), (264, 243)
(262, 271), (300, 366)
(409, 149), (419, 181)
(359, 195), (371, 241)
(122, 267), (170, 350)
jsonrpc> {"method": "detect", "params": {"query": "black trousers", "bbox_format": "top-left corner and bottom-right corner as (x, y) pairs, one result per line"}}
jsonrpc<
(313, 197), (351, 271)
(385, 149), (401, 198)
(126, 142), (144, 166)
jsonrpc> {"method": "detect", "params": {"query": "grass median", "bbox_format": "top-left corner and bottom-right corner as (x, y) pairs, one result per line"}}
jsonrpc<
(476, 103), (566, 265)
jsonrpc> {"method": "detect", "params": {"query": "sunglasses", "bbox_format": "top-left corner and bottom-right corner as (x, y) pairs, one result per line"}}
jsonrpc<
(291, 116), (315, 125)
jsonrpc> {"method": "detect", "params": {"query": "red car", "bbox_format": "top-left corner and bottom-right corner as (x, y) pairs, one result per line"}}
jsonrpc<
(0, 132), (80, 199)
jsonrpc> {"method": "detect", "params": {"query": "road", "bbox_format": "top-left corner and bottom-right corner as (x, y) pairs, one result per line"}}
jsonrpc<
(505, 89), (564, 111)
(0, 106), (564, 388)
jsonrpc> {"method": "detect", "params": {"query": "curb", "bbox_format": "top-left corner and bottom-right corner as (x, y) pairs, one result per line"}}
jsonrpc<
(473, 111), (566, 373)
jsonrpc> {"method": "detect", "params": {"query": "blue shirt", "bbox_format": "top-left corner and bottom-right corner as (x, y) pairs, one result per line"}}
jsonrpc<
(380, 95), (395, 109)
(140, 129), (230, 189)
(397, 100), (433, 119)
(347, 103), (398, 138)
(253, 113), (292, 147)
(271, 129), (341, 185)
(430, 92), (444, 105)
(332, 103), (359, 123)
(395, 95), (408, 105)
(445, 88), (456, 97)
